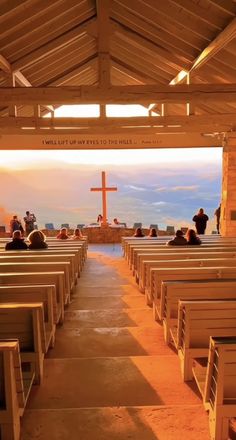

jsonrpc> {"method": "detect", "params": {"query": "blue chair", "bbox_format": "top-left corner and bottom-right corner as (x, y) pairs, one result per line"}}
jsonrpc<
(150, 224), (158, 230)
(61, 223), (69, 229)
(166, 225), (175, 234)
(133, 222), (142, 229)
(45, 223), (54, 230)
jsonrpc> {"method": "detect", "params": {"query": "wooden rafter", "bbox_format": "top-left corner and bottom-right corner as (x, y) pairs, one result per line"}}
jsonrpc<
(170, 16), (236, 86)
(1, 84), (236, 105)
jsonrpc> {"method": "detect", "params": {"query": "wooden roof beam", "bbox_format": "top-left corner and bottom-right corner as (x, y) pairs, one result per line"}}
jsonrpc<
(96, 0), (110, 88)
(0, 114), (235, 131)
(170, 16), (236, 86)
(0, 54), (11, 73)
(1, 84), (236, 105)
(0, 53), (54, 114)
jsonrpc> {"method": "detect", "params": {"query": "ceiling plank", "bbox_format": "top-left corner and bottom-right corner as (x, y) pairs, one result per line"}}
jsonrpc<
(12, 18), (97, 71)
(1, 84), (236, 105)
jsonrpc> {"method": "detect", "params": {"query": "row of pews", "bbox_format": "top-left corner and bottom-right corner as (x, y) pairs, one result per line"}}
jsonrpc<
(0, 237), (87, 440)
(122, 235), (236, 440)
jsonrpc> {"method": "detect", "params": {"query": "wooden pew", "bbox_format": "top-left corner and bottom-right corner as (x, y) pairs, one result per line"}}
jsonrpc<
(0, 255), (76, 291)
(0, 262), (71, 304)
(128, 244), (236, 270)
(194, 336), (236, 440)
(0, 249), (81, 278)
(0, 303), (45, 384)
(177, 299), (236, 382)
(135, 250), (236, 282)
(150, 266), (236, 314)
(0, 340), (34, 440)
(159, 279), (236, 344)
(0, 285), (57, 349)
(140, 257), (236, 295)
(130, 243), (236, 271)
(0, 272), (65, 324)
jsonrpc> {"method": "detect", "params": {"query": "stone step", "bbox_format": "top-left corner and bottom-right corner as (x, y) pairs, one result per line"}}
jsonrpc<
(63, 308), (154, 329)
(46, 326), (173, 359)
(21, 405), (210, 440)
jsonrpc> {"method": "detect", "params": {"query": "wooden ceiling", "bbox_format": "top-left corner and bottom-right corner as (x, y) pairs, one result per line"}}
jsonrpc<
(0, 0), (236, 145)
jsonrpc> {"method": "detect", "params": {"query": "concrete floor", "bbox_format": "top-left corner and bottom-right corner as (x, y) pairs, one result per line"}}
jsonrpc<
(21, 244), (211, 440)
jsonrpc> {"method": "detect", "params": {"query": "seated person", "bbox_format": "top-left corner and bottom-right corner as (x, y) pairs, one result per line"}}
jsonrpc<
(71, 228), (84, 240)
(28, 230), (48, 249)
(133, 227), (145, 237)
(148, 228), (157, 238)
(186, 228), (201, 245)
(57, 227), (69, 240)
(5, 230), (28, 250)
(166, 229), (187, 246)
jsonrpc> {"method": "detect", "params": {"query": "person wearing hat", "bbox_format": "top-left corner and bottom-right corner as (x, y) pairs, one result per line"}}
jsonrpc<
(166, 229), (188, 246)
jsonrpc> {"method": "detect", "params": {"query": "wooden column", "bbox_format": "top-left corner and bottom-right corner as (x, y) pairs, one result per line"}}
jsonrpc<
(221, 135), (236, 236)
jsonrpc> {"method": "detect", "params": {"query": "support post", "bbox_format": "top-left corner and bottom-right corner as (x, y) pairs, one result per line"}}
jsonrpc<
(221, 135), (236, 236)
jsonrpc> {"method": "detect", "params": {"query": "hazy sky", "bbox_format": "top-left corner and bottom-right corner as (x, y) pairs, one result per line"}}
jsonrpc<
(0, 105), (222, 231)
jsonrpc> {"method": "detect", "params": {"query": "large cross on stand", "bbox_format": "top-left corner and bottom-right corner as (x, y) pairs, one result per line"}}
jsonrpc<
(90, 171), (117, 226)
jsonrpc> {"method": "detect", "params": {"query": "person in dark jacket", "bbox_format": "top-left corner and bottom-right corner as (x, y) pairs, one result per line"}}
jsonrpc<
(192, 208), (209, 234)
(186, 229), (201, 245)
(166, 230), (187, 246)
(214, 205), (221, 234)
(9, 215), (24, 237)
(28, 230), (48, 249)
(5, 230), (28, 250)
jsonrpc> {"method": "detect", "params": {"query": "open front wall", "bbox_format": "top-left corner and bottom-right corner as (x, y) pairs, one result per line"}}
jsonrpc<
(221, 138), (236, 237)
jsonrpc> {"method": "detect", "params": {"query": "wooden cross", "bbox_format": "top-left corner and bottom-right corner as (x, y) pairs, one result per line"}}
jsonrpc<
(90, 171), (117, 226)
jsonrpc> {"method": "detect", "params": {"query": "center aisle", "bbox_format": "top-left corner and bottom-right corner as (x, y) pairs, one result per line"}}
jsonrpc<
(22, 244), (210, 440)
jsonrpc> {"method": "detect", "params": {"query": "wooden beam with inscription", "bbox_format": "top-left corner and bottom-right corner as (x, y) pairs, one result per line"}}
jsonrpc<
(0, 133), (223, 150)
(1, 84), (236, 105)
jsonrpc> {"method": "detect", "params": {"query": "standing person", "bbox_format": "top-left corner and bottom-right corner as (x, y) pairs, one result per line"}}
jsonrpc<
(5, 230), (28, 250)
(214, 204), (221, 234)
(192, 208), (209, 235)
(9, 215), (24, 236)
(24, 211), (36, 235)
